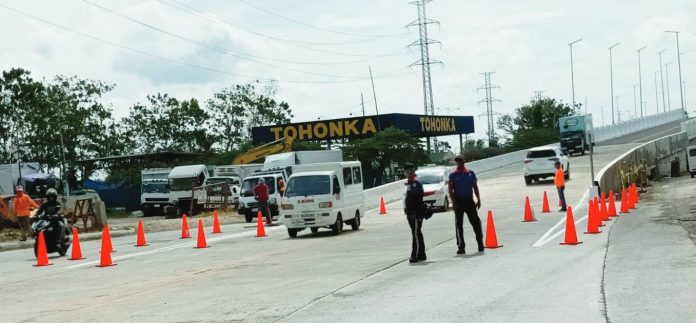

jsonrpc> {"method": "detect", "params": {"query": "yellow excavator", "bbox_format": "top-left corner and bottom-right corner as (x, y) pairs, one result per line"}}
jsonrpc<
(232, 137), (294, 165)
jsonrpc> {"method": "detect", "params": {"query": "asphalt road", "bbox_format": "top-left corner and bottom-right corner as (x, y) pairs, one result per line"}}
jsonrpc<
(0, 123), (690, 323)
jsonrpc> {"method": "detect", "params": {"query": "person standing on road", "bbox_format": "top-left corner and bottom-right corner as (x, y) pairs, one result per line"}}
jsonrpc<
(555, 161), (567, 212)
(404, 169), (426, 263)
(12, 186), (38, 241)
(254, 179), (272, 225)
(448, 156), (483, 254)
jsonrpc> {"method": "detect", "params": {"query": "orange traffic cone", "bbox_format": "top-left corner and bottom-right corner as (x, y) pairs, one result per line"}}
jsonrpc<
(608, 191), (618, 217)
(256, 211), (267, 237)
(585, 200), (602, 234)
(523, 196), (536, 222)
(560, 206), (583, 245)
(628, 187), (636, 209)
(135, 219), (148, 247)
(103, 224), (115, 252)
(379, 196), (387, 215)
(68, 227), (85, 260)
(33, 231), (53, 267)
(484, 210), (503, 248)
(212, 210), (222, 234)
(620, 189), (630, 214)
(194, 219), (209, 248)
(632, 183), (640, 204)
(541, 191), (551, 213)
(181, 214), (191, 239)
(96, 225), (116, 267)
(600, 192), (611, 222)
(593, 197), (605, 227)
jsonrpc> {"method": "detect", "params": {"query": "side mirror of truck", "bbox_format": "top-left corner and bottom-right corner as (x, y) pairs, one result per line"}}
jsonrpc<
(333, 186), (341, 195)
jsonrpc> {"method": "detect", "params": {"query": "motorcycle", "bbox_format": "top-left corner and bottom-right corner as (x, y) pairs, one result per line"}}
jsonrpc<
(32, 211), (71, 257)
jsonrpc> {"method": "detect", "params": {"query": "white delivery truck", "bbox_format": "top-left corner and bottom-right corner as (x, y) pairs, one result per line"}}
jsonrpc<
(210, 164), (263, 208)
(688, 145), (696, 178)
(279, 161), (364, 238)
(167, 165), (208, 217)
(559, 114), (593, 156)
(140, 168), (172, 217)
(237, 173), (285, 223)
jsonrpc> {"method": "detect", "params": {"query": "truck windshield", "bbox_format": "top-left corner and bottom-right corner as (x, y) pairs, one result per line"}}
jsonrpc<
(241, 177), (277, 197)
(170, 178), (196, 191)
(142, 182), (169, 193)
(285, 175), (331, 197)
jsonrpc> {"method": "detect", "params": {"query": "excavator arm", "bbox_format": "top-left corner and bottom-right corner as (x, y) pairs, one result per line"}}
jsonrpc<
(232, 137), (294, 165)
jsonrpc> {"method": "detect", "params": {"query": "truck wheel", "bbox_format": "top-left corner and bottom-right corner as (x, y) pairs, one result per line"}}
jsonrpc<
(691, 172), (695, 178)
(524, 176), (532, 185)
(244, 212), (253, 223)
(287, 228), (298, 238)
(443, 197), (449, 212)
(351, 212), (361, 231)
(310, 227), (319, 234)
(331, 214), (344, 235)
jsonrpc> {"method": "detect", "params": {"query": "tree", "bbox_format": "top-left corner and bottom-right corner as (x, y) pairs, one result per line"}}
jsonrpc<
(122, 93), (215, 154)
(0, 68), (45, 164)
(343, 127), (430, 187)
(497, 97), (578, 150)
(206, 82), (293, 152)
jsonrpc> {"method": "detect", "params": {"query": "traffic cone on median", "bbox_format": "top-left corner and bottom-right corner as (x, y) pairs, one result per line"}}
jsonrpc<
(68, 227), (85, 260)
(560, 206), (583, 245)
(181, 214), (191, 239)
(485, 210), (503, 249)
(33, 231), (52, 267)
(195, 219), (209, 249)
(212, 210), (222, 234)
(96, 225), (116, 267)
(608, 191), (618, 217)
(593, 198), (605, 227)
(523, 196), (536, 222)
(102, 224), (116, 252)
(135, 219), (148, 247)
(620, 189), (630, 214)
(632, 183), (640, 204)
(541, 191), (551, 213)
(379, 196), (387, 215)
(585, 200), (602, 234)
(628, 187), (636, 210)
(600, 192), (611, 222)
(256, 211), (267, 237)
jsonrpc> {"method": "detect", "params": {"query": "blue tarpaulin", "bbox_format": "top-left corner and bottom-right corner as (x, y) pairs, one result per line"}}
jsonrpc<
(84, 179), (140, 211)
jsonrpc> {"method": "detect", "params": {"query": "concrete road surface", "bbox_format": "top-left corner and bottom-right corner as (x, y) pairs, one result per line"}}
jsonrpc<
(0, 123), (692, 323)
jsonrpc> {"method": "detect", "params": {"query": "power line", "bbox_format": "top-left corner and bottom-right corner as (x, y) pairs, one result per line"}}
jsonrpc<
(0, 3), (409, 85)
(236, 0), (408, 39)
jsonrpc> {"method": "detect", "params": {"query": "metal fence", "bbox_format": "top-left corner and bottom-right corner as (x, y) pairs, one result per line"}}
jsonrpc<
(363, 179), (406, 211)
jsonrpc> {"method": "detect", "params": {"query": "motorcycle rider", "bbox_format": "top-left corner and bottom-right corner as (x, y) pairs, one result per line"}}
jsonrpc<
(35, 188), (62, 219)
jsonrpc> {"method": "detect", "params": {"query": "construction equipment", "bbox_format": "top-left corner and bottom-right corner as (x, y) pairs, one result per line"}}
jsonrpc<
(232, 137), (294, 165)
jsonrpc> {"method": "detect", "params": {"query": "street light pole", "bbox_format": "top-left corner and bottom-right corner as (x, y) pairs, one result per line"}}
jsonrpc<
(658, 49), (667, 112)
(665, 62), (673, 110)
(609, 43), (620, 124)
(666, 31), (684, 110)
(569, 38), (582, 110)
(637, 46), (647, 117)
(633, 84), (638, 118)
(654, 71), (660, 114)
(616, 95), (622, 123)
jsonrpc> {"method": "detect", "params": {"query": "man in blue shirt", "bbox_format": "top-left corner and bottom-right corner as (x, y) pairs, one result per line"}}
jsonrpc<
(448, 155), (483, 254)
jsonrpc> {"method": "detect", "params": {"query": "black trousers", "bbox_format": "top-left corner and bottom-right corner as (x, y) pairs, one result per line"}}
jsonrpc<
(453, 198), (483, 249)
(407, 212), (425, 259)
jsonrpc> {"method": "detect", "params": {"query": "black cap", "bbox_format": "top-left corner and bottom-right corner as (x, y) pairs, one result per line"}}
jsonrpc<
(454, 155), (464, 162)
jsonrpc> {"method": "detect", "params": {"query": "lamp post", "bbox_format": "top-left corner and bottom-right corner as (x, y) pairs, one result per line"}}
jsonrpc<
(665, 62), (673, 110)
(609, 43), (620, 124)
(658, 49), (667, 112)
(569, 38), (583, 110)
(666, 31), (684, 110)
(654, 71), (660, 114)
(637, 46), (647, 117)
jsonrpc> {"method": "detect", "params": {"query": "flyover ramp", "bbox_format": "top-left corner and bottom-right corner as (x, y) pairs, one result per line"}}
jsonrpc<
(0, 122), (687, 322)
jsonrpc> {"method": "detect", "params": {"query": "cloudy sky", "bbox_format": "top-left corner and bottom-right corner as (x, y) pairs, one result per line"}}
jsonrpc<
(1, 0), (694, 145)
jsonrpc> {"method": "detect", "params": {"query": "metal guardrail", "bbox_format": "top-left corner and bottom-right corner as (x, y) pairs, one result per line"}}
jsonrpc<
(593, 109), (685, 143)
(681, 118), (696, 141)
(363, 179), (406, 211)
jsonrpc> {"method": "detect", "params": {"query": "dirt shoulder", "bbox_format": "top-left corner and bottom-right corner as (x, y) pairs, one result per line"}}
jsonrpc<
(648, 176), (696, 245)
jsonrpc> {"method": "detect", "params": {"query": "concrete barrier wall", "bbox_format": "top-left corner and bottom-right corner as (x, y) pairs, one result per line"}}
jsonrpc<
(681, 118), (696, 141)
(594, 109), (684, 143)
(596, 132), (688, 194)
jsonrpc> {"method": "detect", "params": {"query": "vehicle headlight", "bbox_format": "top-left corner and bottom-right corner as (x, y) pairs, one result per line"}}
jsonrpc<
(270, 198), (277, 204)
(281, 203), (294, 210)
(319, 202), (333, 208)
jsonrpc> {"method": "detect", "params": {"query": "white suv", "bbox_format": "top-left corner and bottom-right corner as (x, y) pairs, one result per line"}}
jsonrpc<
(523, 146), (569, 185)
(403, 166), (452, 212)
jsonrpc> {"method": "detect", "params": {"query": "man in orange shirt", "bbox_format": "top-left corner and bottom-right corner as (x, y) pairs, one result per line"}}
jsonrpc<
(554, 162), (567, 212)
(13, 186), (38, 241)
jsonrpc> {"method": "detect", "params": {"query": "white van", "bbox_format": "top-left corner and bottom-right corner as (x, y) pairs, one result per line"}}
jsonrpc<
(238, 173), (285, 223)
(688, 145), (696, 178)
(279, 161), (364, 238)
(168, 165), (209, 217)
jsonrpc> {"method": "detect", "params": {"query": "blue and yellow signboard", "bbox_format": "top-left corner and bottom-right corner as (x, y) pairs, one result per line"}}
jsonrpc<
(251, 113), (474, 144)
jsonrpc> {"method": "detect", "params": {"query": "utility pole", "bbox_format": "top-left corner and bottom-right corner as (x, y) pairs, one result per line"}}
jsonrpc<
(666, 31), (684, 110)
(609, 43), (619, 124)
(637, 46), (647, 117)
(654, 71), (660, 114)
(534, 90), (545, 102)
(360, 93), (365, 117)
(368, 66), (381, 130)
(658, 49), (667, 112)
(633, 84), (638, 118)
(616, 95), (622, 123)
(478, 72), (500, 147)
(569, 38), (583, 110)
(407, 0), (441, 152)
(665, 61), (673, 110)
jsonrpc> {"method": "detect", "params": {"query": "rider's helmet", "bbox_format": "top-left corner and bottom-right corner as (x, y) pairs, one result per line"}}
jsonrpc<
(46, 188), (58, 203)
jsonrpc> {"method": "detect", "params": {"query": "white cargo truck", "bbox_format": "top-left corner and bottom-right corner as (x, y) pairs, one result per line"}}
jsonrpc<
(279, 161), (364, 238)
(559, 114), (593, 156)
(688, 145), (696, 178)
(140, 168), (172, 217)
(167, 165), (208, 217)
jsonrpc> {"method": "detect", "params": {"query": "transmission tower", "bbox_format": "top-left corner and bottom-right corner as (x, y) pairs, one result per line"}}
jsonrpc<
(407, 0), (441, 117)
(478, 72), (500, 146)
(534, 90), (545, 102)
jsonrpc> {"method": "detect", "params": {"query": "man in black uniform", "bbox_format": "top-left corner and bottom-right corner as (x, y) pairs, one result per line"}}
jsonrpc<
(404, 169), (426, 263)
